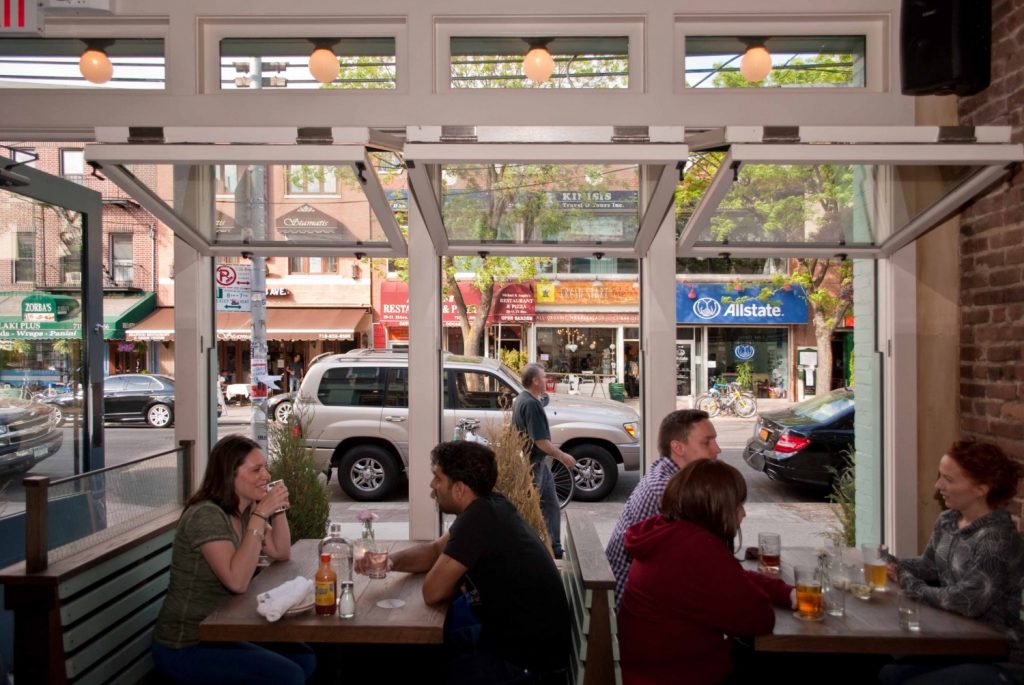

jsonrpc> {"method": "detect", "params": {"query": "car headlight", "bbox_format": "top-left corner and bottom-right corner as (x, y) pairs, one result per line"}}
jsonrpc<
(622, 422), (639, 440)
(0, 425), (8, 437)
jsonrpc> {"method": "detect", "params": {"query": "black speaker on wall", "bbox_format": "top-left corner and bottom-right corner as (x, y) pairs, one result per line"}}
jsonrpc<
(901, 0), (991, 96)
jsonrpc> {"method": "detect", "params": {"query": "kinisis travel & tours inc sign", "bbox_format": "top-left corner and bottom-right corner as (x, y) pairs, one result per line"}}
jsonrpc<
(676, 283), (808, 325)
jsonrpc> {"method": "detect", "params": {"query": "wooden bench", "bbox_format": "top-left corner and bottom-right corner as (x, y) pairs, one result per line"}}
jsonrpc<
(562, 512), (620, 685)
(0, 509), (179, 685)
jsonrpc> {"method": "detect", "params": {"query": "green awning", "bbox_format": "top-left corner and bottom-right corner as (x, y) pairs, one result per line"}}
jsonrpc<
(0, 292), (156, 341)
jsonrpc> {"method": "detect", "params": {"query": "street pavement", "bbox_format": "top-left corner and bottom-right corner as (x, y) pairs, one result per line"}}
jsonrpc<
(5, 397), (838, 550)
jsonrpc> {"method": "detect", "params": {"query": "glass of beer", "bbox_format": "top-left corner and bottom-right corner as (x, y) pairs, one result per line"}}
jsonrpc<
(758, 532), (781, 576)
(366, 549), (389, 580)
(861, 544), (888, 592)
(794, 566), (824, 621)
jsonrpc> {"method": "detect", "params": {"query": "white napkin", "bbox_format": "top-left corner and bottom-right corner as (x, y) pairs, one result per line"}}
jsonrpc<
(256, 576), (314, 622)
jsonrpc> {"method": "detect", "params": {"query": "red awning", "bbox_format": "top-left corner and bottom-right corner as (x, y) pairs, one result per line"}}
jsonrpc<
(379, 281), (534, 327)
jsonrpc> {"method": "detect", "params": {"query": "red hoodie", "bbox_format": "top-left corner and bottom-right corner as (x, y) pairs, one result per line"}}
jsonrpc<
(618, 516), (792, 685)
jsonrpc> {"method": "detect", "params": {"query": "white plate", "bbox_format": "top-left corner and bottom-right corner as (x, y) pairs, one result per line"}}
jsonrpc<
(285, 593), (316, 616)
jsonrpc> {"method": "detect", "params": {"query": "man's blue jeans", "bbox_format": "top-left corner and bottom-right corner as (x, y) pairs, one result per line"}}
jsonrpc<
(152, 641), (315, 685)
(532, 458), (563, 558)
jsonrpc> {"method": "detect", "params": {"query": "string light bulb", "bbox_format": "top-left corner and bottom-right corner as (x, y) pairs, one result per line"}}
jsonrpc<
(740, 40), (772, 82)
(308, 40), (339, 84)
(522, 38), (555, 83)
(79, 41), (114, 84)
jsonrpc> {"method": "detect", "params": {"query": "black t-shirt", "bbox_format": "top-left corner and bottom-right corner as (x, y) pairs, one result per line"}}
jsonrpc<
(512, 391), (550, 463)
(444, 493), (570, 673)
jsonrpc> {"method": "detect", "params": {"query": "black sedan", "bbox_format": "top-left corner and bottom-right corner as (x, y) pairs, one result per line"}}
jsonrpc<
(742, 387), (854, 489)
(44, 373), (177, 428)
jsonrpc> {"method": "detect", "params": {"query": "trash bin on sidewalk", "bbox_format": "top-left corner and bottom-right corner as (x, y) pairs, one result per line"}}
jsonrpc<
(609, 383), (625, 402)
(545, 376), (557, 393)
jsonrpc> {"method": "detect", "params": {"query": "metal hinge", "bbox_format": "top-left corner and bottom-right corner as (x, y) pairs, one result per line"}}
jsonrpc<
(762, 126), (801, 143)
(440, 126), (478, 143)
(297, 127), (333, 144)
(938, 126), (976, 143)
(612, 126), (650, 143)
(127, 127), (164, 144)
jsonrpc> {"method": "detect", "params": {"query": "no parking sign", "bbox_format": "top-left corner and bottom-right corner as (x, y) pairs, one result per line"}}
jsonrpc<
(215, 264), (253, 312)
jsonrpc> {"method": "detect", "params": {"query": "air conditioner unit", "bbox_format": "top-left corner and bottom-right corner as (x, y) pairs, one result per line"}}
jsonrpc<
(64, 272), (82, 285)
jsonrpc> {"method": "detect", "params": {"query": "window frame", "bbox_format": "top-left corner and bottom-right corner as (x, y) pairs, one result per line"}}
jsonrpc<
(14, 231), (36, 283)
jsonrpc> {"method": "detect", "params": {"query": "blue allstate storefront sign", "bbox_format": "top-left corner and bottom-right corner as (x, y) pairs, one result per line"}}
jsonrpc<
(676, 284), (809, 325)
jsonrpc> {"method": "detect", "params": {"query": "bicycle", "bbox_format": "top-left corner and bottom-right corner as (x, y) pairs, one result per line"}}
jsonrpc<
(695, 382), (757, 418)
(454, 418), (574, 509)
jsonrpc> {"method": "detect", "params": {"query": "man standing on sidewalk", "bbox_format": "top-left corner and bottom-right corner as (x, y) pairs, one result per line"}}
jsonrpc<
(513, 363), (577, 558)
(605, 409), (721, 607)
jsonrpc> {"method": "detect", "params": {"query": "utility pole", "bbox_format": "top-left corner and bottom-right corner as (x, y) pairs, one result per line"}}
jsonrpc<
(248, 57), (270, 452)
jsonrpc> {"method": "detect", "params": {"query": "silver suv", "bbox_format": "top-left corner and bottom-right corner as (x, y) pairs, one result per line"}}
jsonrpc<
(295, 350), (641, 502)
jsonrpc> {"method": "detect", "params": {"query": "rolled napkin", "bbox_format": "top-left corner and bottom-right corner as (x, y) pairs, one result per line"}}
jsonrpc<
(257, 576), (315, 622)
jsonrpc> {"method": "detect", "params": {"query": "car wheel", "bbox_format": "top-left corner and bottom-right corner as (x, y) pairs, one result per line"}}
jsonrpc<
(146, 403), (173, 428)
(337, 446), (400, 501)
(50, 406), (63, 425)
(549, 459), (575, 509)
(566, 444), (618, 502)
(273, 400), (293, 423)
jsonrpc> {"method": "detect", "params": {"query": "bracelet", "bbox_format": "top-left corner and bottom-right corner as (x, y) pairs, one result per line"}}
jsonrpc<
(251, 511), (269, 523)
(249, 527), (265, 540)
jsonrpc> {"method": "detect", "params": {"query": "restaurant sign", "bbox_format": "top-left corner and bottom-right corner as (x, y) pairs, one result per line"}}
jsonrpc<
(21, 293), (78, 322)
(380, 282), (534, 327)
(536, 281), (639, 306)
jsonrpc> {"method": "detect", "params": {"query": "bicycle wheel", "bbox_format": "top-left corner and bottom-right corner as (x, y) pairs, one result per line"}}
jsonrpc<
(735, 393), (758, 418)
(695, 393), (721, 418)
(550, 459), (575, 509)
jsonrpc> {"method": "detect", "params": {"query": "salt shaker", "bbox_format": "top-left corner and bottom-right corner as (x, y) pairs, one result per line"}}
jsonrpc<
(339, 581), (356, 619)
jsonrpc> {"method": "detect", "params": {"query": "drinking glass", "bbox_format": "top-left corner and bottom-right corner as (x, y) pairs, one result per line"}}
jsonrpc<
(758, 532), (781, 576)
(897, 590), (921, 631)
(265, 479), (290, 515)
(366, 548), (389, 579)
(822, 570), (846, 617)
(794, 565), (824, 621)
(861, 544), (888, 592)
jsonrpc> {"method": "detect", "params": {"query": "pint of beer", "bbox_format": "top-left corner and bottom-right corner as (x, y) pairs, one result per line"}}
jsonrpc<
(861, 544), (888, 592)
(794, 566), (824, 620)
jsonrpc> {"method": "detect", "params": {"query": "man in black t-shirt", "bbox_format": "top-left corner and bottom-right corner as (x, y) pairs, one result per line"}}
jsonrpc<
(381, 441), (570, 684)
(512, 363), (576, 558)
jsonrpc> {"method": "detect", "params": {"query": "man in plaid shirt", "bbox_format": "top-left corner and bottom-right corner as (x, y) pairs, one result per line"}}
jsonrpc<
(605, 409), (722, 608)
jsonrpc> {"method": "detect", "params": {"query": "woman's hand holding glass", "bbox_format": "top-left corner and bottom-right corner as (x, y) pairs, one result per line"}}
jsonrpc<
(257, 480), (290, 518)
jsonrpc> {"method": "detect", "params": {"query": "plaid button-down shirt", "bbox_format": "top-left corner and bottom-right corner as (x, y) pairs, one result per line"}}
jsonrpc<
(605, 456), (680, 609)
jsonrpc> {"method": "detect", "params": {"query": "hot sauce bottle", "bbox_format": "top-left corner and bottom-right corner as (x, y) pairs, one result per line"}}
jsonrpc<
(315, 552), (337, 616)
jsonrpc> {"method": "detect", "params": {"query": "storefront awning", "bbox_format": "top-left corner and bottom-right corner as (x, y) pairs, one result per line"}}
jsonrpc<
(127, 307), (369, 342)
(0, 292), (155, 341)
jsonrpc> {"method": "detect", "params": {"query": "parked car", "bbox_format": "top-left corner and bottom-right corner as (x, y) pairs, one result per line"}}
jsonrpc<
(267, 352), (334, 423)
(295, 350), (642, 502)
(0, 398), (63, 475)
(43, 374), (177, 428)
(742, 387), (855, 489)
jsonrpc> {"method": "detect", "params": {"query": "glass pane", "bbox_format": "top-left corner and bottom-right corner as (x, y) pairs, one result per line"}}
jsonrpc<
(685, 35), (866, 88)
(441, 164), (639, 245)
(0, 189), (85, 520)
(679, 155), (980, 246)
(384, 367), (408, 408)
(0, 37), (165, 89)
(220, 38), (396, 90)
(316, 366), (385, 407)
(120, 163), (393, 247)
(450, 36), (629, 89)
(452, 371), (514, 410)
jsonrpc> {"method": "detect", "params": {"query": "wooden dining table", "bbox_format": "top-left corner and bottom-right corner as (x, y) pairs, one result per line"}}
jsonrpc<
(745, 548), (1009, 657)
(199, 539), (446, 644)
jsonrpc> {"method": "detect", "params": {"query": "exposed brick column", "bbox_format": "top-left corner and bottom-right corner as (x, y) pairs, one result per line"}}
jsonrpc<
(958, 0), (1024, 524)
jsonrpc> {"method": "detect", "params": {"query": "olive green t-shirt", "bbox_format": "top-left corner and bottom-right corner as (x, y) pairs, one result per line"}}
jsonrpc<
(154, 500), (248, 648)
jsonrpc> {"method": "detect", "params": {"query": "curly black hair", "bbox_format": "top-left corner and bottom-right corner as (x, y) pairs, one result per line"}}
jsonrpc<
(430, 440), (497, 497)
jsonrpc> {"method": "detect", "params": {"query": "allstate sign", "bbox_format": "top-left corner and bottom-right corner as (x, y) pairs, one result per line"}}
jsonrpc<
(676, 284), (809, 324)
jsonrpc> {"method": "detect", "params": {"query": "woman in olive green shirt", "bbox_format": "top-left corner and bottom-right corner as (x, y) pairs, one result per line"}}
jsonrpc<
(152, 434), (315, 684)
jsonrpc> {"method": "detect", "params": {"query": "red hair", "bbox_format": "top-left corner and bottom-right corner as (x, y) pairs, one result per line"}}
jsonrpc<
(947, 440), (1023, 508)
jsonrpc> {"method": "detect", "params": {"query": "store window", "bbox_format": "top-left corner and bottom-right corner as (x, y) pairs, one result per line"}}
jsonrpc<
(537, 327), (616, 375)
(705, 327), (788, 398)
(215, 165), (242, 196)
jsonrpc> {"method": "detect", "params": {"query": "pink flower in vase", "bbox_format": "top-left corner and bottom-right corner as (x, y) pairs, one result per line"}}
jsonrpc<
(357, 510), (378, 524)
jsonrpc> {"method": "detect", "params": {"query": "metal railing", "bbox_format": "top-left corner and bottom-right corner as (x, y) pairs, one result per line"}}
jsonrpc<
(23, 440), (193, 572)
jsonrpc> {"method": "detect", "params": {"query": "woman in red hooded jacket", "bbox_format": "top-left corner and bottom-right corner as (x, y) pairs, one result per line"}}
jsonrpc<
(618, 460), (794, 685)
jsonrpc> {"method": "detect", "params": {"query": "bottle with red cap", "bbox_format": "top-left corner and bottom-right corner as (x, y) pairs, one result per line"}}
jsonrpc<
(315, 552), (337, 616)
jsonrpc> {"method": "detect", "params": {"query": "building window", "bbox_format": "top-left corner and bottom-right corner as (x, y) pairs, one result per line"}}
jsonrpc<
(215, 165), (242, 196)
(540, 257), (638, 274)
(11, 148), (37, 167)
(288, 256), (339, 274)
(110, 234), (134, 285)
(286, 166), (338, 195)
(15, 232), (35, 283)
(60, 149), (85, 183)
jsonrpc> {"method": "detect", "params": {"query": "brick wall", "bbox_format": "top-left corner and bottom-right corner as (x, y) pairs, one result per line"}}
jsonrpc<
(958, 0), (1024, 521)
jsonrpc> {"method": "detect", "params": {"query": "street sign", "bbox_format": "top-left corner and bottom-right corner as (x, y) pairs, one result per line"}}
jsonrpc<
(215, 264), (253, 312)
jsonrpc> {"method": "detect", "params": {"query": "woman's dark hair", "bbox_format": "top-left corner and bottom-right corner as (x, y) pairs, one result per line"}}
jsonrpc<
(187, 434), (262, 515)
(947, 440), (1023, 508)
(430, 440), (497, 497)
(661, 459), (747, 549)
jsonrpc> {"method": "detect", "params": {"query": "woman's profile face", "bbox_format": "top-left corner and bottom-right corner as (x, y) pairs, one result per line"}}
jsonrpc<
(233, 448), (270, 505)
(934, 454), (989, 513)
